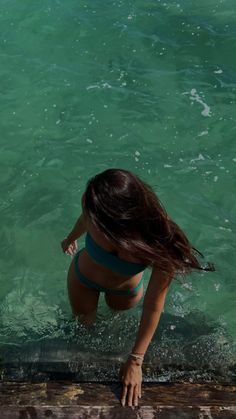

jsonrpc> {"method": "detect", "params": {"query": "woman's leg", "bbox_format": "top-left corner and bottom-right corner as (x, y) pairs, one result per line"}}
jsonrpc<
(105, 284), (144, 311)
(67, 258), (100, 326)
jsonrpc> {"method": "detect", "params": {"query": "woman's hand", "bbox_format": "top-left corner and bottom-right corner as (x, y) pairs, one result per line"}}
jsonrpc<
(119, 358), (142, 407)
(61, 238), (78, 255)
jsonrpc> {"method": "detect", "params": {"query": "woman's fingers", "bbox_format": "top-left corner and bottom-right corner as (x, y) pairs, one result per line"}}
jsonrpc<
(120, 385), (127, 407)
(61, 239), (77, 256)
(121, 383), (141, 407)
(67, 247), (72, 255)
(70, 241), (77, 255)
(127, 385), (134, 406)
(138, 383), (142, 398)
(67, 243), (76, 255)
(133, 385), (139, 406)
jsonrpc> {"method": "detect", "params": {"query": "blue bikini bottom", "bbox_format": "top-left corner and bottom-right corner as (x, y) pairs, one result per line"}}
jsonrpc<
(74, 249), (144, 296)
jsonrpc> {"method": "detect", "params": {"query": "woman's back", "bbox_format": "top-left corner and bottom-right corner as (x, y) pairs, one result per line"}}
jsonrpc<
(77, 221), (145, 290)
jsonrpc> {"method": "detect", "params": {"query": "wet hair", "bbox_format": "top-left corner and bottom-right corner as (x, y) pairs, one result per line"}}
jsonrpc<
(84, 168), (215, 276)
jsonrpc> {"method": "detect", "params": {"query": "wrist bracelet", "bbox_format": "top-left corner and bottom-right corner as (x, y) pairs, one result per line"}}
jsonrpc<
(129, 353), (144, 361)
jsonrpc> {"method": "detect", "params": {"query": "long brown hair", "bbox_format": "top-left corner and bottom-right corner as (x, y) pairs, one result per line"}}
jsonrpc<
(84, 169), (215, 275)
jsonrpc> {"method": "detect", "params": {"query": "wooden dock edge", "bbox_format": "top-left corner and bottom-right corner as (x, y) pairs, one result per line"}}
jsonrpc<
(0, 382), (236, 418)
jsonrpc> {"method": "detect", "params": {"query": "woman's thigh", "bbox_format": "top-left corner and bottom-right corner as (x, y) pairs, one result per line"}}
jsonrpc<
(105, 285), (144, 311)
(67, 258), (100, 316)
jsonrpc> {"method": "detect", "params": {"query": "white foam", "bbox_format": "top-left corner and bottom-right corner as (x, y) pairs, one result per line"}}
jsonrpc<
(219, 226), (232, 232)
(190, 154), (205, 163)
(185, 88), (212, 117)
(214, 283), (220, 292)
(198, 130), (209, 137)
(86, 82), (112, 90)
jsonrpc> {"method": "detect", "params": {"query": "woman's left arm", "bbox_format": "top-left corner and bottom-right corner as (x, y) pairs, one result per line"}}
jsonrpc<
(120, 268), (173, 407)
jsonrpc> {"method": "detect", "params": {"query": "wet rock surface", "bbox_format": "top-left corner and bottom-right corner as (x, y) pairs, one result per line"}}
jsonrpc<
(0, 382), (236, 418)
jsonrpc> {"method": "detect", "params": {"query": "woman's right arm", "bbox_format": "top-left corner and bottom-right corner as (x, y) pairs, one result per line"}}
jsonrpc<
(66, 213), (87, 242)
(61, 213), (87, 255)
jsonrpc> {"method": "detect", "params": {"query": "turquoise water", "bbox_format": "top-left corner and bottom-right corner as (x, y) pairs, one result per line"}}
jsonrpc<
(0, 0), (235, 381)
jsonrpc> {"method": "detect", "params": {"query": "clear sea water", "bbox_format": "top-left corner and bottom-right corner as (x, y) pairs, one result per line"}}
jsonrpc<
(0, 0), (235, 381)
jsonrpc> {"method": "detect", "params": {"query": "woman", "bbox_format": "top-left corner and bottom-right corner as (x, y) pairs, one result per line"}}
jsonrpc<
(61, 168), (214, 407)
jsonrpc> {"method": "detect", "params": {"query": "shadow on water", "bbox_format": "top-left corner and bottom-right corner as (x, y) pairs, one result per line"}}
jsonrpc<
(0, 309), (235, 383)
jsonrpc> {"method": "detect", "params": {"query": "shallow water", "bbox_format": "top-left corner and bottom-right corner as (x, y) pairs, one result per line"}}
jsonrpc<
(0, 0), (235, 381)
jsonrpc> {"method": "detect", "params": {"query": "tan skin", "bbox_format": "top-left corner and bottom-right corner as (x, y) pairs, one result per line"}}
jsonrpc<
(62, 211), (173, 407)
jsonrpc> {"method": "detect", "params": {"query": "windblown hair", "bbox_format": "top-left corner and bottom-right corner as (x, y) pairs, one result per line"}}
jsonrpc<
(84, 169), (215, 275)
